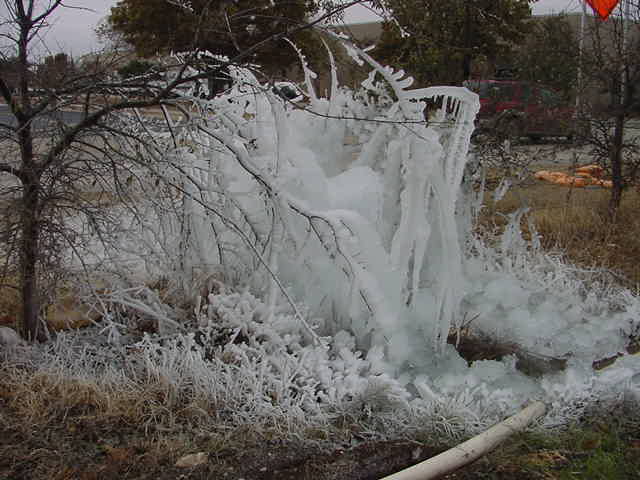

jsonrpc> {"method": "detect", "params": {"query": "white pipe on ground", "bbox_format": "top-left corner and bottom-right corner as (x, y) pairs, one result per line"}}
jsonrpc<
(381, 401), (546, 480)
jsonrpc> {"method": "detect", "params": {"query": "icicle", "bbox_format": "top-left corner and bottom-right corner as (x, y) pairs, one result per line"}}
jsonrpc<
(329, 32), (480, 353)
(321, 38), (340, 115)
(266, 220), (283, 320)
(493, 178), (512, 203)
(283, 38), (319, 108)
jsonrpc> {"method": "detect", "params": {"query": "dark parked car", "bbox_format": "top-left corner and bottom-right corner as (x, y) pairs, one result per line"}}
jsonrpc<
(463, 79), (581, 142)
(272, 82), (303, 101)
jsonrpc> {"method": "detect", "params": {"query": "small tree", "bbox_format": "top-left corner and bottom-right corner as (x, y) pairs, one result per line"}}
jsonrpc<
(578, 3), (640, 217)
(0, 0), (237, 340)
(507, 8), (639, 218)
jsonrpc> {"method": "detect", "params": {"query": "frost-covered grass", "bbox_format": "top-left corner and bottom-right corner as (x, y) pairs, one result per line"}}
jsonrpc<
(2, 275), (638, 445)
(0, 292), (478, 447)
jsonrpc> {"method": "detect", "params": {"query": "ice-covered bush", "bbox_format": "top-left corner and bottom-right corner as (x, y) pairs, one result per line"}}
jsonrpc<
(44, 34), (640, 436)
(127, 37), (479, 360)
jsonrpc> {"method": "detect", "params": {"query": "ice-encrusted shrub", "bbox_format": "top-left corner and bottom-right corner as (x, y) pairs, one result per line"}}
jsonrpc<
(45, 32), (640, 435)
(464, 215), (640, 362)
(120, 36), (479, 368)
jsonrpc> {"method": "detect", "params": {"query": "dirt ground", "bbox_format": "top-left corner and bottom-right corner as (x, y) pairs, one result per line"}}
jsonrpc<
(0, 397), (442, 480)
(0, 394), (546, 480)
(5, 385), (638, 480)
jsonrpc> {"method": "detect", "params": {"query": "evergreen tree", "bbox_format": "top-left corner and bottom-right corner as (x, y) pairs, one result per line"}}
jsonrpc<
(375, 0), (534, 86)
(108, 0), (324, 75)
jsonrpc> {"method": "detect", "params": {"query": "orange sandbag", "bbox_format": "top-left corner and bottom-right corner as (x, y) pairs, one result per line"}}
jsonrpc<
(569, 177), (589, 187)
(576, 164), (604, 178)
(538, 171), (569, 182)
(593, 179), (613, 188)
(550, 173), (573, 183)
(533, 169), (611, 188)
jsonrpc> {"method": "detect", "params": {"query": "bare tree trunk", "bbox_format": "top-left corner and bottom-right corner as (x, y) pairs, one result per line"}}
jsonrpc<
(608, 54), (633, 220)
(19, 159), (42, 340)
(608, 111), (625, 219)
(11, 0), (42, 340)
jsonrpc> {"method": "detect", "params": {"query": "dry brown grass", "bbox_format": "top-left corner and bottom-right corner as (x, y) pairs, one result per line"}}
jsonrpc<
(0, 365), (232, 480)
(2, 364), (639, 480)
(481, 178), (640, 289)
(0, 366), (454, 480)
(1, 368), (141, 427)
(0, 276), (20, 330)
(0, 362), (225, 432)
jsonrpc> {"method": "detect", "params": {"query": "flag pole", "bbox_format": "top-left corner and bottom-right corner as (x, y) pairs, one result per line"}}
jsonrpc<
(576, 0), (587, 114)
(621, 0), (630, 109)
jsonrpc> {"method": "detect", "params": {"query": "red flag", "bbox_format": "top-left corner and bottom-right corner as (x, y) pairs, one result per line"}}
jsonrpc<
(585, 0), (621, 20)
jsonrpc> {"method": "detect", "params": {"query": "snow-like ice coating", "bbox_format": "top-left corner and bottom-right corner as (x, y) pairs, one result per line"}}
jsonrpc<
(23, 35), (640, 436)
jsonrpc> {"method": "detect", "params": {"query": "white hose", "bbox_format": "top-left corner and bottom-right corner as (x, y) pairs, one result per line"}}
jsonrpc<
(381, 401), (546, 480)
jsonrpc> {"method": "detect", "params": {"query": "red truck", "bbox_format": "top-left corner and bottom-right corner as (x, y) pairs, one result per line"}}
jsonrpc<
(463, 79), (580, 142)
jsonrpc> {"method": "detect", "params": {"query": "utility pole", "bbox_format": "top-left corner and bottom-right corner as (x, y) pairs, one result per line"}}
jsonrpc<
(621, 0), (630, 99)
(462, 0), (472, 83)
(576, 1), (587, 114)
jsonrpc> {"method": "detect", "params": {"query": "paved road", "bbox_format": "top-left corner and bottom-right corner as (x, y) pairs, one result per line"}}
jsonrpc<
(0, 104), (86, 127)
(498, 118), (640, 171)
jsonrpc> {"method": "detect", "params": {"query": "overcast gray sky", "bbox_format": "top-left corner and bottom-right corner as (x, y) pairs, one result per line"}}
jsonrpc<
(42, 0), (587, 56)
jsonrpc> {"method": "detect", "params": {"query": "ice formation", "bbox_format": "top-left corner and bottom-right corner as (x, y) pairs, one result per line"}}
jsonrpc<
(35, 34), (640, 435)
